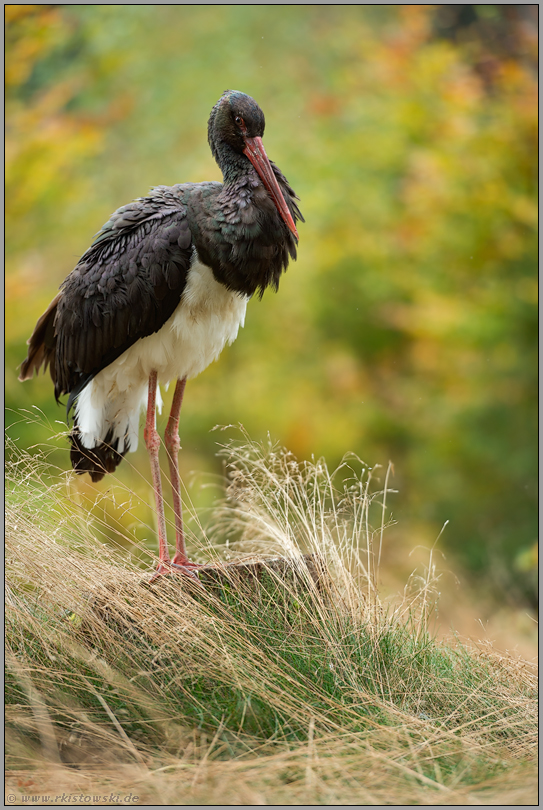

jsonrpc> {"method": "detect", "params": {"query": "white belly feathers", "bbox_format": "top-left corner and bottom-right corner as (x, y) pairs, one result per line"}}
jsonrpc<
(75, 261), (249, 452)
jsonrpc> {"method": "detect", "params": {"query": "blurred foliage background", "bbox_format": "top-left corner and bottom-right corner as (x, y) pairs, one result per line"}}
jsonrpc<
(5, 5), (537, 608)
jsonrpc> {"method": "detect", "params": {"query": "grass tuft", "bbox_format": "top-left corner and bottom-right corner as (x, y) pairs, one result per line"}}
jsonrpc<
(5, 434), (538, 805)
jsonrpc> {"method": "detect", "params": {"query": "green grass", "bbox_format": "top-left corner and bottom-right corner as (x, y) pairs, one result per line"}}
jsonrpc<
(5, 436), (538, 805)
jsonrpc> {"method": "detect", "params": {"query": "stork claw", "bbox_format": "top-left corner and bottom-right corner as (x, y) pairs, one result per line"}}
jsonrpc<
(148, 562), (204, 587)
(171, 556), (208, 570)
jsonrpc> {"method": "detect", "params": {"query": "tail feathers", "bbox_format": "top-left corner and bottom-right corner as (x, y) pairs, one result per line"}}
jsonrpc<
(19, 293), (60, 385)
(70, 423), (128, 483)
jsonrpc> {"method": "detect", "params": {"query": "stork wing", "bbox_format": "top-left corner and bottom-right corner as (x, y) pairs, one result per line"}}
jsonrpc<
(21, 186), (194, 410)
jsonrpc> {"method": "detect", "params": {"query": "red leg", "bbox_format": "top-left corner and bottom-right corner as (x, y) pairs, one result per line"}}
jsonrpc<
(164, 376), (188, 565)
(145, 372), (201, 585)
(144, 370), (171, 577)
(164, 377), (206, 571)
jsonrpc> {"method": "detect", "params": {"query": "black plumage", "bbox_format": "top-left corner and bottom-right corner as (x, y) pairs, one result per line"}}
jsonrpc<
(22, 94), (302, 411)
(20, 90), (303, 580)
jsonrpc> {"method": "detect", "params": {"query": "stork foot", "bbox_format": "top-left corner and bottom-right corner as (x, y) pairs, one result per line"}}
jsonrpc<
(148, 562), (204, 587)
(171, 554), (208, 570)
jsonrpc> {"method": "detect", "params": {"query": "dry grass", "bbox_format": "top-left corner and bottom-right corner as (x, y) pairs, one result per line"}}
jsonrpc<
(5, 433), (538, 805)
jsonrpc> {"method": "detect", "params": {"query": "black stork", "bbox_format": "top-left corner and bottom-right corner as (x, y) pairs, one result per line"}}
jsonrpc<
(19, 90), (303, 582)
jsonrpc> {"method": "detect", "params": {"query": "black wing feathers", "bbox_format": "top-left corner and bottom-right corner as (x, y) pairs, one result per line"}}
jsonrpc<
(51, 190), (193, 404)
(18, 293), (61, 384)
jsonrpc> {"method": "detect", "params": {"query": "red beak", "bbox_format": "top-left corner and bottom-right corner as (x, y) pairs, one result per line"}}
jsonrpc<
(243, 136), (299, 240)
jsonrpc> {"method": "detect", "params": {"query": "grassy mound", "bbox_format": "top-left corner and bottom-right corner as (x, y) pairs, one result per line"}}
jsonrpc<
(5, 437), (537, 805)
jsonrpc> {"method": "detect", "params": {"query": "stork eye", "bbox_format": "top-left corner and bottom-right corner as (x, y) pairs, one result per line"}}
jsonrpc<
(235, 115), (245, 127)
